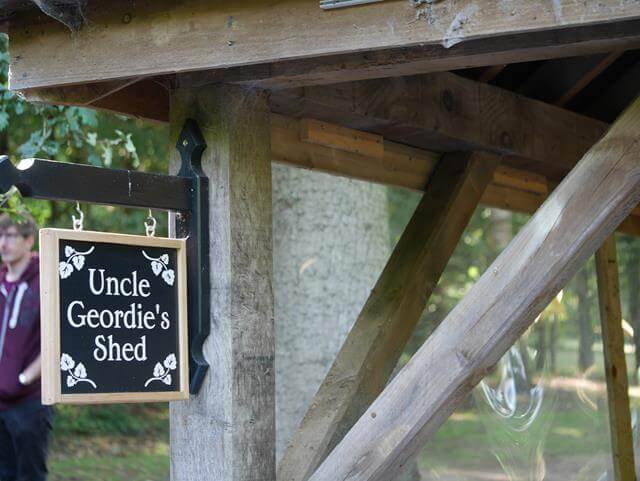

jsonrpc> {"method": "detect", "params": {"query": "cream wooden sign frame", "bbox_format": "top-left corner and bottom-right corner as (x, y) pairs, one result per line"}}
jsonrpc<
(40, 229), (189, 404)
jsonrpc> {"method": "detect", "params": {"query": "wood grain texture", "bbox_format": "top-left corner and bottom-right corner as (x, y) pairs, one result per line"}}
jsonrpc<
(8, 0), (640, 90)
(300, 118), (384, 159)
(182, 20), (640, 90)
(271, 115), (640, 237)
(270, 72), (608, 172)
(169, 84), (275, 481)
(595, 237), (637, 481)
(278, 153), (497, 481)
(308, 96), (640, 481)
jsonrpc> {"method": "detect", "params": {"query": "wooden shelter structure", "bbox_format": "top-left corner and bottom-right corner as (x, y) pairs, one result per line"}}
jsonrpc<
(1, 1), (640, 480)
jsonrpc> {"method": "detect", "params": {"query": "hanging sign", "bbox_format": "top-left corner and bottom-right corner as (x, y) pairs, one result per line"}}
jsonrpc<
(39, 229), (189, 404)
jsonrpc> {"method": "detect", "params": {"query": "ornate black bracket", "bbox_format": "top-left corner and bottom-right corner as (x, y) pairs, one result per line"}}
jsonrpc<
(0, 119), (210, 395)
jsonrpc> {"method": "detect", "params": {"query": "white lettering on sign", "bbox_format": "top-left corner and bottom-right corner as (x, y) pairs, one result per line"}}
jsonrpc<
(65, 264), (172, 363)
(93, 334), (148, 362)
(89, 269), (151, 297)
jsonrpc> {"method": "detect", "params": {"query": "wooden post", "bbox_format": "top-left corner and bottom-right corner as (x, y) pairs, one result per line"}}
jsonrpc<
(278, 153), (497, 481)
(308, 97), (640, 481)
(168, 85), (275, 481)
(595, 236), (637, 481)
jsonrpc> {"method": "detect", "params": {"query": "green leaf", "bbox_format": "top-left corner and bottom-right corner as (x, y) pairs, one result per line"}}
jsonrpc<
(86, 132), (98, 146)
(0, 110), (9, 131)
(87, 151), (102, 167)
(78, 108), (98, 127)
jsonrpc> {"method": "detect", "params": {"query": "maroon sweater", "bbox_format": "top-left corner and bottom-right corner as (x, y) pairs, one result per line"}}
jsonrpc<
(0, 255), (41, 410)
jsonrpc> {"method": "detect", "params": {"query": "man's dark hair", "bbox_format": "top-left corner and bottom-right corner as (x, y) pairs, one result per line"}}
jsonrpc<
(0, 214), (37, 238)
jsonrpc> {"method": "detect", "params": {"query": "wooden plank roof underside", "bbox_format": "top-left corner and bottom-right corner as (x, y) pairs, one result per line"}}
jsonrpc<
(3, 0), (640, 234)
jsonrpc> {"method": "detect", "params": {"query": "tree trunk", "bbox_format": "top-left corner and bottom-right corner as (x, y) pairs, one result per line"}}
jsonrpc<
(273, 165), (390, 463)
(576, 267), (595, 372)
(627, 243), (640, 383)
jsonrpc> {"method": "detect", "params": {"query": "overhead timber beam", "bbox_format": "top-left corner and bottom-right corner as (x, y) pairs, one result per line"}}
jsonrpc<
(307, 96), (640, 481)
(278, 153), (497, 481)
(270, 71), (608, 179)
(7, 0), (640, 90)
(20, 78), (170, 123)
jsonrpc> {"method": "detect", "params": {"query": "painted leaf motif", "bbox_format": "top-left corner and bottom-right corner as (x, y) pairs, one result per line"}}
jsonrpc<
(153, 362), (165, 377)
(151, 261), (163, 276)
(60, 353), (75, 371)
(160, 254), (169, 265)
(162, 269), (175, 286)
(163, 354), (177, 370)
(74, 363), (87, 379)
(71, 255), (85, 271)
(65, 246), (75, 257)
(67, 375), (77, 387)
(59, 262), (73, 279)
(162, 374), (172, 385)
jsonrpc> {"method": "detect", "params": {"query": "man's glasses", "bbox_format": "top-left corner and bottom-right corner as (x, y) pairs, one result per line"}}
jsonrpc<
(0, 232), (22, 242)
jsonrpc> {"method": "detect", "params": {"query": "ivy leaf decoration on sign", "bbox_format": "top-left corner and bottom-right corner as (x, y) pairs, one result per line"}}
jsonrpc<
(60, 353), (75, 371)
(145, 353), (177, 387)
(153, 362), (165, 378)
(142, 251), (175, 286)
(74, 363), (87, 379)
(59, 262), (74, 279)
(60, 353), (96, 389)
(164, 354), (177, 370)
(162, 269), (175, 286)
(71, 255), (85, 271)
(151, 260), (163, 276)
(59, 245), (95, 279)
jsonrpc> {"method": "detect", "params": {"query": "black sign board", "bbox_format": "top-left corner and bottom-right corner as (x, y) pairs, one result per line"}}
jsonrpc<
(40, 229), (188, 404)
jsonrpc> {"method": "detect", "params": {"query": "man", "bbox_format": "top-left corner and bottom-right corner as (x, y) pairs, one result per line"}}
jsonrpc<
(0, 214), (52, 481)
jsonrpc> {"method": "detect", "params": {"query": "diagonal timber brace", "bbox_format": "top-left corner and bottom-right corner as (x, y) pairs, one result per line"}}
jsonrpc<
(278, 152), (498, 481)
(308, 97), (640, 481)
(0, 119), (210, 394)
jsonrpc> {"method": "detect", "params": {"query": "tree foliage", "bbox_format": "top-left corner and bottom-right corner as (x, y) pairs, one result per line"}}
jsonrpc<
(0, 34), (169, 236)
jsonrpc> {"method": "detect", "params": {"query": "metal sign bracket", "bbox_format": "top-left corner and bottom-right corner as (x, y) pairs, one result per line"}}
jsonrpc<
(0, 119), (210, 395)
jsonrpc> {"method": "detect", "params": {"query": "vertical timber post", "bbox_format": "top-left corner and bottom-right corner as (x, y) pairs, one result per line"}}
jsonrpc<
(595, 236), (637, 481)
(169, 85), (275, 481)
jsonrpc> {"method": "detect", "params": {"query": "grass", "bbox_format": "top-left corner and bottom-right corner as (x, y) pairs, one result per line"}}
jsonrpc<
(50, 452), (169, 481)
(46, 346), (631, 481)
(48, 404), (170, 481)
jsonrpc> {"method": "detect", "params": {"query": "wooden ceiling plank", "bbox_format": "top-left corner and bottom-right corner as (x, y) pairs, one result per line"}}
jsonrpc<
(8, 0), (640, 90)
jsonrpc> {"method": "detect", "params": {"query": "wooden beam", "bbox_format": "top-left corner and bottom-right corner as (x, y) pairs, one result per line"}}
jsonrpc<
(8, 0), (640, 90)
(586, 58), (640, 123)
(271, 115), (640, 237)
(271, 114), (439, 192)
(270, 72), (608, 174)
(307, 95), (640, 481)
(10, 74), (640, 235)
(518, 52), (623, 106)
(169, 85), (275, 481)
(278, 153), (497, 481)
(595, 236), (637, 481)
(18, 78), (170, 123)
